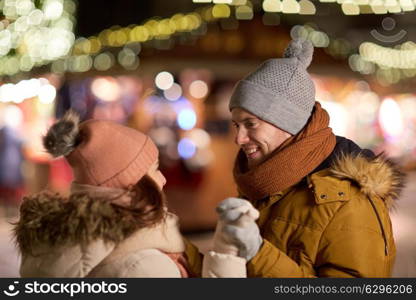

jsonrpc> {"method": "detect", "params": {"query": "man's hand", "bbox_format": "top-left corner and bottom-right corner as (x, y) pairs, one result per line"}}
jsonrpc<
(214, 198), (263, 261)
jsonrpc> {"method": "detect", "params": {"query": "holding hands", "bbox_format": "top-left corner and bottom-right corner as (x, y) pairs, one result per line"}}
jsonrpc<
(213, 197), (263, 261)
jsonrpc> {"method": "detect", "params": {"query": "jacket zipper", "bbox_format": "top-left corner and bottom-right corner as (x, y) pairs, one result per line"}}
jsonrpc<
(366, 196), (388, 256)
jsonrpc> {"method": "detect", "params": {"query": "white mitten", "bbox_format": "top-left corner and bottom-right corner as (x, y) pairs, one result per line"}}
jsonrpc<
(212, 198), (259, 256)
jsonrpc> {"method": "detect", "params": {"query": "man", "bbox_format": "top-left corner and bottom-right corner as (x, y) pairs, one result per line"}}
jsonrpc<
(187, 39), (404, 277)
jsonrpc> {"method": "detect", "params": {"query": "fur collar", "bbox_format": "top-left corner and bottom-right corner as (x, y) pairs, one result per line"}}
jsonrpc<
(329, 154), (405, 208)
(14, 191), (183, 256)
(97, 213), (185, 266)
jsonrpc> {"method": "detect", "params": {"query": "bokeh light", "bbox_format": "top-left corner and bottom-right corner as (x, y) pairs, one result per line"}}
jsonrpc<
(149, 127), (176, 147)
(118, 47), (139, 70)
(164, 83), (182, 101)
(178, 138), (197, 159)
(0, 78), (55, 104)
(0, 0), (76, 75)
(189, 80), (209, 99)
(155, 71), (174, 90)
(186, 128), (211, 148)
(212, 4), (231, 18)
(93, 52), (114, 71)
(177, 108), (197, 130)
(379, 98), (404, 139)
(320, 101), (348, 136)
(91, 77), (121, 102)
(38, 84), (57, 104)
(282, 0), (300, 13)
(2, 104), (23, 129)
(0, 84), (17, 103)
(263, 0), (282, 12)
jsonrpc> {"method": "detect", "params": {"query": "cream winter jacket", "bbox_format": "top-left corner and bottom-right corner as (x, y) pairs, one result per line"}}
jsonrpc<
(16, 189), (187, 277)
(15, 188), (244, 278)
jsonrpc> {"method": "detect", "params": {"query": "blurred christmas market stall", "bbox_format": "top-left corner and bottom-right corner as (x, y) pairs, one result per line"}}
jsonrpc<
(1, 0), (416, 229)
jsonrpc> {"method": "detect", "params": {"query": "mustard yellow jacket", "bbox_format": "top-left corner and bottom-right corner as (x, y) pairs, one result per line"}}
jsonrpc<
(185, 154), (403, 278)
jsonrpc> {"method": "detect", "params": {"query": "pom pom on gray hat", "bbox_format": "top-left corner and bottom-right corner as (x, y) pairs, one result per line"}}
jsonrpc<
(229, 38), (316, 135)
(283, 39), (313, 68)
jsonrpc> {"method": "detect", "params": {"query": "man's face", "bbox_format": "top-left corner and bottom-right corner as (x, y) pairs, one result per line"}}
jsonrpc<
(231, 108), (292, 169)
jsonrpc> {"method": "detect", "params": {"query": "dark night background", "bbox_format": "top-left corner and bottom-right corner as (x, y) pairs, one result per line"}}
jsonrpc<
(76, 0), (199, 37)
(74, 0), (416, 49)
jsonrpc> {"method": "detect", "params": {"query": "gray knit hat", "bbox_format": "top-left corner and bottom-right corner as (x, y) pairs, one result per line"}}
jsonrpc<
(229, 39), (315, 135)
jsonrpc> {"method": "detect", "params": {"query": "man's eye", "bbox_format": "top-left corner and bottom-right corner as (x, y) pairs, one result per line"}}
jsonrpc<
(232, 123), (239, 128)
(246, 122), (256, 128)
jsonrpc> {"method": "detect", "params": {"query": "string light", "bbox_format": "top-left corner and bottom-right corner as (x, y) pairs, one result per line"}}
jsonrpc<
(342, 1), (360, 15)
(0, 0), (76, 76)
(212, 4), (231, 18)
(290, 24), (330, 48)
(282, 0), (300, 13)
(0, 77), (56, 103)
(299, 0), (316, 14)
(235, 5), (254, 19)
(319, 0), (416, 14)
(263, 0), (282, 12)
(59, 10), (205, 75)
(1, 0), (414, 84)
(359, 42), (416, 69)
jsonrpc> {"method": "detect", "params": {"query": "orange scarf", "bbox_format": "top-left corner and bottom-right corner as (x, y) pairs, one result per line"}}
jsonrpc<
(233, 102), (336, 201)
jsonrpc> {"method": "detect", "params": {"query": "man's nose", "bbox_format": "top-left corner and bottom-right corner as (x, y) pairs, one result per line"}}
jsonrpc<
(235, 128), (249, 145)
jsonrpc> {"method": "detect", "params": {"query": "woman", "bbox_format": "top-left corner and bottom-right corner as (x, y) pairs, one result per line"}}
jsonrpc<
(15, 111), (243, 277)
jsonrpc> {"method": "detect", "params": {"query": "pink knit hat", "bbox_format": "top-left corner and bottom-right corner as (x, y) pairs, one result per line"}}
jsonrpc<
(43, 111), (158, 189)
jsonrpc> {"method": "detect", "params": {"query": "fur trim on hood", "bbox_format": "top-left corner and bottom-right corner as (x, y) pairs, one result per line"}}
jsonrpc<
(14, 191), (165, 256)
(330, 154), (405, 208)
